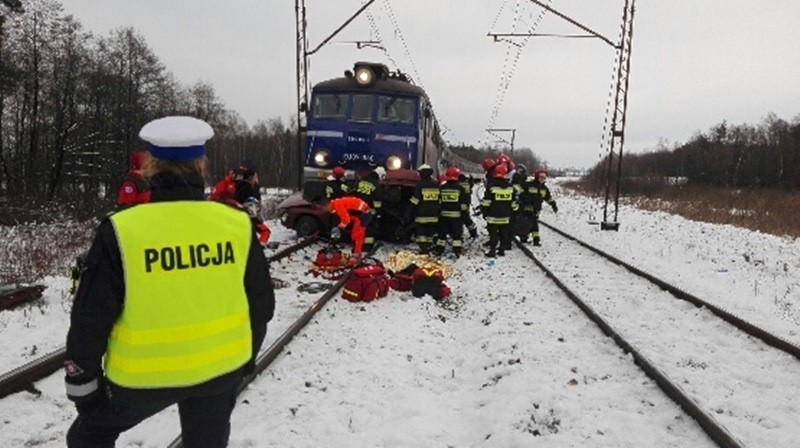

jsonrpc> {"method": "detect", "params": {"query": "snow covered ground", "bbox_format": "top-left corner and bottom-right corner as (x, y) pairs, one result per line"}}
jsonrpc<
(0, 179), (798, 447)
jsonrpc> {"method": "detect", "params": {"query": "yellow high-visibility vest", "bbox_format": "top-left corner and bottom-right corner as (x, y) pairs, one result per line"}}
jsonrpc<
(107, 201), (253, 388)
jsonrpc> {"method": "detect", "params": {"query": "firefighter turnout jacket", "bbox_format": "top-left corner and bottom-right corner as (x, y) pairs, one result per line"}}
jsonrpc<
(408, 177), (441, 224)
(520, 178), (556, 214)
(481, 179), (518, 224)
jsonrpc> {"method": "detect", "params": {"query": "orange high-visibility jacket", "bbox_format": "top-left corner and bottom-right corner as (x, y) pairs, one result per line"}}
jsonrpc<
(329, 196), (370, 229)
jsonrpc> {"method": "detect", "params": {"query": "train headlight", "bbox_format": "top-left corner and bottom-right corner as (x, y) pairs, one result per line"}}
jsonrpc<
(386, 156), (403, 170)
(355, 66), (374, 86)
(313, 149), (331, 167)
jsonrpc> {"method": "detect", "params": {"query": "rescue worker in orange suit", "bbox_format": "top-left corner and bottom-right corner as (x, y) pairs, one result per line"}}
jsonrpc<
(407, 164), (440, 255)
(433, 166), (468, 257)
(480, 163), (518, 257)
(325, 165), (350, 200)
(329, 195), (376, 256)
(116, 150), (151, 206)
(64, 116), (274, 448)
(520, 167), (558, 246)
(352, 168), (383, 251)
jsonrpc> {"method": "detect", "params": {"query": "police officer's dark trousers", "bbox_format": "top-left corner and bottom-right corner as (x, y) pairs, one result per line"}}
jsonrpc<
(67, 382), (238, 448)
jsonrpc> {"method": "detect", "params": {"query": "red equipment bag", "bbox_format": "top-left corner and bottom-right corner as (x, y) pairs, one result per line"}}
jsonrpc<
(411, 267), (450, 300)
(314, 248), (345, 270)
(388, 264), (418, 292)
(341, 262), (389, 302)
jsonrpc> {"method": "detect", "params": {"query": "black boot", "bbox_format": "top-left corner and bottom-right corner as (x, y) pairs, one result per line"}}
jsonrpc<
(533, 236), (541, 247)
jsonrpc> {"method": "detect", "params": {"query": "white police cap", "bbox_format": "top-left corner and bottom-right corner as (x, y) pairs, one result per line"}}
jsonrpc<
(139, 116), (214, 161)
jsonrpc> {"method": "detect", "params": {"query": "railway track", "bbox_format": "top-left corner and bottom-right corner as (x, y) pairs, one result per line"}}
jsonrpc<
(518, 222), (800, 447)
(3, 221), (797, 446)
(0, 236), (318, 400)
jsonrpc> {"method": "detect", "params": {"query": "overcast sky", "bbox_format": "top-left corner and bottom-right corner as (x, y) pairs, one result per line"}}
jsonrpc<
(57, 0), (800, 169)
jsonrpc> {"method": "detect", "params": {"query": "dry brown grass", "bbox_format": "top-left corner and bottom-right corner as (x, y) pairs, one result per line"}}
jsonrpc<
(562, 179), (800, 239)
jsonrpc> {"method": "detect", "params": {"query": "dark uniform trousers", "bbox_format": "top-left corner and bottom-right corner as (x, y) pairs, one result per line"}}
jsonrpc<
(434, 217), (464, 255)
(487, 223), (511, 255)
(67, 381), (238, 448)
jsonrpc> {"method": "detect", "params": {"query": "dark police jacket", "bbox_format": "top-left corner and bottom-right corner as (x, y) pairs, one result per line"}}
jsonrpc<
(65, 172), (274, 405)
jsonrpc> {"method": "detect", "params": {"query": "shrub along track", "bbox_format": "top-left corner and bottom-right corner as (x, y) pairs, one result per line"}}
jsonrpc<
(520, 222), (800, 448)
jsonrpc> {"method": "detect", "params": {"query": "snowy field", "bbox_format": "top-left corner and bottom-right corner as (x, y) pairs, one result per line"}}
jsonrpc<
(0, 179), (798, 447)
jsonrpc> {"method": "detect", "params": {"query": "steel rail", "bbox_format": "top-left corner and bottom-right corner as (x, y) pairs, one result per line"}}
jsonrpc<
(540, 220), (800, 360)
(0, 237), (319, 400)
(516, 240), (746, 448)
(166, 243), (381, 448)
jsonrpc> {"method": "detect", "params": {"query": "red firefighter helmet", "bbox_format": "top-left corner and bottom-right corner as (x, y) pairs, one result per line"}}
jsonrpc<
(533, 167), (547, 180)
(445, 166), (461, 181)
(493, 163), (508, 179)
(481, 158), (495, 172)
(332, 166), (345, 179)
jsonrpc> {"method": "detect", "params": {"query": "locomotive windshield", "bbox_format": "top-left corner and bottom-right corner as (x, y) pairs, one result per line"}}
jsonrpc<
(313, 94), (346, 119)
(378, 96), (415, 124)
(351, 95), (373, 123)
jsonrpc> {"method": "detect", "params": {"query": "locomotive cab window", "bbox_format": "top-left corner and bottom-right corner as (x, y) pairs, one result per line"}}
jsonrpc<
(313, 94), (346, 119)
(351, 94), (373, 123)
(378, 96), (415, 124)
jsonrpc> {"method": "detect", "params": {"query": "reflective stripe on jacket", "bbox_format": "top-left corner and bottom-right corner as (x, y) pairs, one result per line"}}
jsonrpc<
(106, 201), (253, 388)
(481, 182), (518, 225)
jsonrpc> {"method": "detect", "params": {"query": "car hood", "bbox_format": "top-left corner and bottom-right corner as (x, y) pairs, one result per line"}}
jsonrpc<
(277, 192), (313, 209)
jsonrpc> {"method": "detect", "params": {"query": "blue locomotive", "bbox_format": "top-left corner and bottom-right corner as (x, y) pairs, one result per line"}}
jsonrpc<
(278, 62), (443, 238)
(303, 61), (443, 182)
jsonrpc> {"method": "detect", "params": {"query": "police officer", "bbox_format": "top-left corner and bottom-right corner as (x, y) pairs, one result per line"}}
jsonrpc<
(64, 116), (275, 448)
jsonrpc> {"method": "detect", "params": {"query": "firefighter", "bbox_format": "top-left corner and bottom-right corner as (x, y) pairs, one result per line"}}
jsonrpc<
(521, 167), (558, 246)
(432, 166), (467, 257)
(325, 165), (350, 200)
(116, 150), (151, 206)
(329, 195), (376, 257)
(480, 164), (518, 257)
(64, 116), (275, 448)
(407, 164), (440, 254)
(352, 168), (383, 251)
(458, 173), (479, 238)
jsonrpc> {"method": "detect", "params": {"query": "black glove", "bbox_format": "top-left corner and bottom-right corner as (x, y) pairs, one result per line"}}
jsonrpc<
(551, 203), (558, 213)
(72, 380), (109, 415)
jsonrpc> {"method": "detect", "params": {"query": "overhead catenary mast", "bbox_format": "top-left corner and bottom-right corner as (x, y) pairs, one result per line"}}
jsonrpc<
(294, 0), (377, 190)
(488, 0), (637, 230)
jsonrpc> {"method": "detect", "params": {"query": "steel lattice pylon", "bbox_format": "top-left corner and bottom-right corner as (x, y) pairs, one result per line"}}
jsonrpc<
(601, 0), (637, 231)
